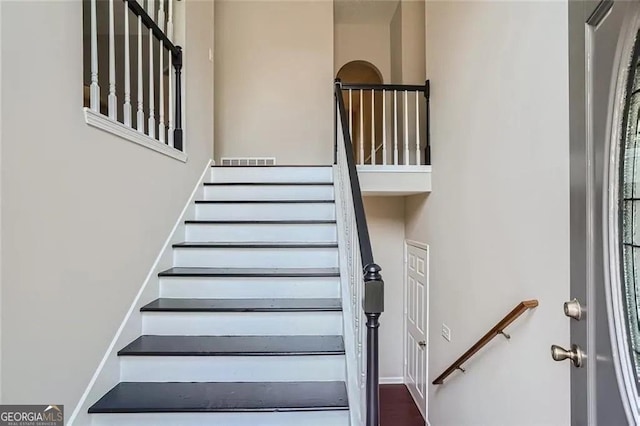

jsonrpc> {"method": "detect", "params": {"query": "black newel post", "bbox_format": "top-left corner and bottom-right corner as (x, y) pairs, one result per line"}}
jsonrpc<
(172, 46), (184, 151)
(363, 263), (384, 426)
(424, 80), (431, 165)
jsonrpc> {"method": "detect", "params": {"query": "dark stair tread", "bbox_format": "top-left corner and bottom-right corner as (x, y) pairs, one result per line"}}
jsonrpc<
(185, 219), (336, 224)
(118, 335), (345, 356)
(158, 267), (340, 277)
(88, 381), (349, 413)
(141, 298), (342, 312)
(212, 165), (332, 168)
(172, 242), (338, 249)
(195, 200), (335, 204)
(204, 182), (333, 186)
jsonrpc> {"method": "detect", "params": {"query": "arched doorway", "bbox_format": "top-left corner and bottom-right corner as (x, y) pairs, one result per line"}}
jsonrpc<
(337, 61), (384, 164)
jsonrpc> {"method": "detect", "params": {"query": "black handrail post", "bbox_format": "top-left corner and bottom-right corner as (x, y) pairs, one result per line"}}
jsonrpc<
(364, 263), (384, 426)
(424, 80), (431, 165)
(172, 46), (183, 151)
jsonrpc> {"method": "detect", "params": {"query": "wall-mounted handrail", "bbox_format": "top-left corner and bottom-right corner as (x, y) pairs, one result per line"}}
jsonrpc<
(432, 299), (539, 385)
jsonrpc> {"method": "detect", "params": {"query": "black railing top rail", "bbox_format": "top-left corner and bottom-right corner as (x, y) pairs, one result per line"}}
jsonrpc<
(125, 0), (180, 55)
(340, 81), (429, 94)
(334, 79), (375, 268)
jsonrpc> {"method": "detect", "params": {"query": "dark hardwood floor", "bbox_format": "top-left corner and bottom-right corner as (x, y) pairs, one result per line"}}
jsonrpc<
(380, 384), (425, 426)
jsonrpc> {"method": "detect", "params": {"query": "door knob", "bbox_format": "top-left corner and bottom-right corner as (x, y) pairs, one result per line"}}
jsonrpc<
(564, 298), (583, 320)
(418, 341), (426, 347)
(551, 344), (585, 368)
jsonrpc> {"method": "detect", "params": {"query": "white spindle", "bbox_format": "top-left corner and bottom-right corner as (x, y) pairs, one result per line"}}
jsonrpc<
(382, 90), (387, 165)
(90, 0), (100, 112)
(415, 91), (420, 165)
(404, 90), (409, 165)
(359, 90), (364, 165)
(108, 0), (117, 120)
(158, 0), (165, 30)
(371, 89), (375, 165)
(137, 16), (144, 132)
(168, 0), (174, 38)
(349, 89), (353, 142)
(123, 6), (132, 127)
(148, 2), (156, 138)
(393, 90), (398, 165)
(158, 49), (165, 143)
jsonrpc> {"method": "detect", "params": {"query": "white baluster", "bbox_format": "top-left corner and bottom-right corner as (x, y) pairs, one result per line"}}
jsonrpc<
(108, 0), (117, 120)
(90, 0), (100, 112)
(382, 90), (387, 165)
(148, 0), (156, 138)
(158, 0), (165, 30)
(168, 0), (174, 38)
(158, 47), (165, 143)
(404, 90), (409, 165)
(371, 89), (375, 165)
(415, 90), (420, 165)
(348, 89), (353, 142)
(393, 90), (398, 165)
(123, 5), (132, 127)
(158, 1), (166, 143)
(359, 90), (364, 165)
(167, 0), (174, 146)
(137, 15), (144, 132)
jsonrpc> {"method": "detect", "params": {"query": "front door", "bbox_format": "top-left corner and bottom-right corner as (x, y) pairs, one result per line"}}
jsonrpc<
(567, 1), (640, 423)
(404, 241), (428, 420)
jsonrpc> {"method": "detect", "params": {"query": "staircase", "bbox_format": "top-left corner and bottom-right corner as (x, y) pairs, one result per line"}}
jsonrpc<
(88, 166), (351, 426)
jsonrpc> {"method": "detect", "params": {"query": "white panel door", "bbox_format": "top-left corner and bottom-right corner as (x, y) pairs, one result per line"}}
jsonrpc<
(404, 242), (428, 420)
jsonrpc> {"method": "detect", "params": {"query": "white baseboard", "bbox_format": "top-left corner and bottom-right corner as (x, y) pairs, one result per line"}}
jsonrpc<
(380, 377), (405, 385)
(67, 160), (212, 425)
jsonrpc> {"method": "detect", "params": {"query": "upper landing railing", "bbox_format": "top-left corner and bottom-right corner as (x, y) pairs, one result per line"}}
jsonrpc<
(85, 0), (184, 151)
(338, 81), (431, 167)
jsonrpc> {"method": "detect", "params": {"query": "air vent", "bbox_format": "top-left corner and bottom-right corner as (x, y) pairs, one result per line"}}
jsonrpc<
(220, 157), (276, 166)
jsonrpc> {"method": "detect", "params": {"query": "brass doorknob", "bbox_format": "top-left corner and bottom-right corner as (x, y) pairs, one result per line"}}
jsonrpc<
(564, 298), (583, 320)
(418, 341), (426, 347)
(551, 344), (584, 368)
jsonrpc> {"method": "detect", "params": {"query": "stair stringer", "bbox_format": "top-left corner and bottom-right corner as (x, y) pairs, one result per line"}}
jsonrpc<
(333, 165), (364, 426)
(67, 160), (212, 426)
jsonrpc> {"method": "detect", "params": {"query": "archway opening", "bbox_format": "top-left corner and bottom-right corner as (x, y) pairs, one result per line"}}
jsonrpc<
(337, 61), (384, 164)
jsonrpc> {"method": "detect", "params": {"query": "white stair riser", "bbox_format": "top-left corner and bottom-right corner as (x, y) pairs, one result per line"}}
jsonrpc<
(91, 410), (350, 426)
(210, 167), (334, 184)
(173, 247), (339, 268)
(195, 203), (336, 221)
(142, 312), (343, 336)
(120, 355), (346, 382)
(159, 277), (341, 299)
(185, 223), (337, 243)
(203, 185), (334, 201)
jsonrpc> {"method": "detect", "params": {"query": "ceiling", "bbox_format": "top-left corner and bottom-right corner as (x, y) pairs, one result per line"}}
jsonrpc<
(334, 0), (400, 25)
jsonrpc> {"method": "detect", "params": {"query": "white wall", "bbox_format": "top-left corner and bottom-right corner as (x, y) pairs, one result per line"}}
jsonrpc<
(0, 0), (213, 410)
(334, 23), (391, 82)
(214, 1), (333, 165)
(404, 1), (571, 424)
(398, 0), (425, 85)
(364, 197), (405, 381)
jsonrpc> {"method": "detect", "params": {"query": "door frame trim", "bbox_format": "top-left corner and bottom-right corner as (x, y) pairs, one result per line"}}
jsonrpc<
(604, 5), (640, 423)
(402, 239), (429, 422)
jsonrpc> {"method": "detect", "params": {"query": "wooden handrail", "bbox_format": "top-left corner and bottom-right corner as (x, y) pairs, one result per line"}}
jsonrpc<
(432, 299), (539, 385)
